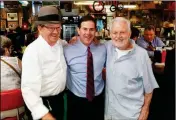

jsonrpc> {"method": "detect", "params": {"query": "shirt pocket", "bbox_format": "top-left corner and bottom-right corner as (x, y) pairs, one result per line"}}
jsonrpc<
(119, 62), (143, 92)
(117, 74), (129, 94)
(124, 68), (143, 94)
(127, 76), (143, 93)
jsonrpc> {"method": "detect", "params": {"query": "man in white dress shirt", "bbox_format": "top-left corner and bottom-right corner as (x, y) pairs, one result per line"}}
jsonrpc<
(21, 6), (67, 120)
(105, 17), (159, 120)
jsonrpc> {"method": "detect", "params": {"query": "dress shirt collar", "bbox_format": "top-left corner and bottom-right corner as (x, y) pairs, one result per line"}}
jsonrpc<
(38, 35), (62, 48)
(113, 39), (136, 53)
(130, 39), (136, 53)
(112, 39), (137, 61)
(77, 37), (95, 53)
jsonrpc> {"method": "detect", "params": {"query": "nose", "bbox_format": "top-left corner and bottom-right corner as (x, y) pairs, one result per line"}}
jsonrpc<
(147, 35), (152, 39)
(85, 30), (91, 35)
(114, 33), (121, 39)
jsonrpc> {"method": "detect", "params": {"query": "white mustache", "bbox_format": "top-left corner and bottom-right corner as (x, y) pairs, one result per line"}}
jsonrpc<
(115, 38), (124, 41)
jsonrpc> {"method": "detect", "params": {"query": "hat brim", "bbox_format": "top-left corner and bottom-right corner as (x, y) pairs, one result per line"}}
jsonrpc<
(34, 21), (62, 27)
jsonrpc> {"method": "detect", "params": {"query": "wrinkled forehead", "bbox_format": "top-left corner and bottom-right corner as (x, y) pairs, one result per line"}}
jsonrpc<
(112, 22), (129, 32)
(112, 21), (130, 31)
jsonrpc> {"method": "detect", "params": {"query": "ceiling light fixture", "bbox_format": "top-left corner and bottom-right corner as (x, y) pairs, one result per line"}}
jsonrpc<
(123, 5), (137, 9)
(74, 1), (95, 5)
(0, 1), (4, 8)
(19, 1), (29, 6)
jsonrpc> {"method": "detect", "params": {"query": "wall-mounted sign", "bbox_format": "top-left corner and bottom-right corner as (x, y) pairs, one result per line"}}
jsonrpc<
(1, 19), (6, 31)
(7, 13), (18, 21)
(93, 1), (104, 12)
(92, 1), (124, 13)
(110, 4), (124, 12)
(7, 21), (18, 30)
(4, 1), (19, 9)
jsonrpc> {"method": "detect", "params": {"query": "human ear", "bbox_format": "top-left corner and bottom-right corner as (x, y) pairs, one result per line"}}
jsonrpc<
(4, 48), (10, 56)
(77, 28), (80, 36)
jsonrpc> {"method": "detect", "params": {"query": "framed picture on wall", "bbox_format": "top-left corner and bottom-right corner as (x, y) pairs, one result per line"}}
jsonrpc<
(7, 13), (18, 21)
(7, 21), (18, 30)
(1, 19), (6, 31)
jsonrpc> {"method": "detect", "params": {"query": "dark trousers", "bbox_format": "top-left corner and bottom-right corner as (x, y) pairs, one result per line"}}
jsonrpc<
(41, 91), (65, 120)
(67, 90), (104, 120)
(25, 91), (65, 120)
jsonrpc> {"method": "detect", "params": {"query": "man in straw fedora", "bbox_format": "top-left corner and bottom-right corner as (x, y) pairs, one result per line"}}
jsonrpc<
(21, 6), (67, 120)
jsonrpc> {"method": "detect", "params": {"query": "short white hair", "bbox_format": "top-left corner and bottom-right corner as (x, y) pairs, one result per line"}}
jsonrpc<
(109, 17), (131, 32)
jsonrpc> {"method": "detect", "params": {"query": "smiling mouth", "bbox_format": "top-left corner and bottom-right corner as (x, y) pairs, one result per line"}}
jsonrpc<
(115, 39), (123, 42)
(85, 36), (91, 39)
(51, 36), (58, 37)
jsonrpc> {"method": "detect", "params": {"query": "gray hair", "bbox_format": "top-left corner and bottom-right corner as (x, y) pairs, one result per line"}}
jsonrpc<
(0, 35), (12, 55)
(1, 35), (12, 48)
(109, 17), (131, 32)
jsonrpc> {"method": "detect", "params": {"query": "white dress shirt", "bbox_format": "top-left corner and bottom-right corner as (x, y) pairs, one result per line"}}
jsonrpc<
(21, 35), (67, 120)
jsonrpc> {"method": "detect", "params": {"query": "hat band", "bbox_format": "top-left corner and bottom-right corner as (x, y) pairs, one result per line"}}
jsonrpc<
(38, 14), (61, 21)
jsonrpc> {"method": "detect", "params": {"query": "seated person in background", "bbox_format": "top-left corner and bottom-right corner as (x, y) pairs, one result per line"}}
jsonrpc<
(130, 26), (140, 42)
(137, 25), (165, 57)
(0, 35), (22, 91)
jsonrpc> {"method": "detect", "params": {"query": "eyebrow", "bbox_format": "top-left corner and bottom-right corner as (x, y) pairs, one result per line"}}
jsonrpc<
(45, 24), (61, 27)
(82, 27), (95, 29)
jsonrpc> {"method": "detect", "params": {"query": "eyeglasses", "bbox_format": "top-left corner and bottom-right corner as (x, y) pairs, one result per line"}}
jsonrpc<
(42, 25), (62, 32)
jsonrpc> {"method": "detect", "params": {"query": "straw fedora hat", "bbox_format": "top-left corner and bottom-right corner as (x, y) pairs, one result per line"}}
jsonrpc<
(34, 6), (62, 26)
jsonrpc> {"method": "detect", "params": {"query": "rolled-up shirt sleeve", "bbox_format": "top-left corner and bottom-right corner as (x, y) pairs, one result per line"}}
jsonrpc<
(142, 51), (159, 93)
(21, 46), (49, 120)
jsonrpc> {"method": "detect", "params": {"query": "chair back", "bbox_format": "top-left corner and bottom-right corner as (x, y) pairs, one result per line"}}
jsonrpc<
(0, 89), (25, 120)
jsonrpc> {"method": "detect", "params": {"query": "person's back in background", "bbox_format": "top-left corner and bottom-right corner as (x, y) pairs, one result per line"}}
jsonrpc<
(0, 35), (22, 91)
(130, 26), (140, 42)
